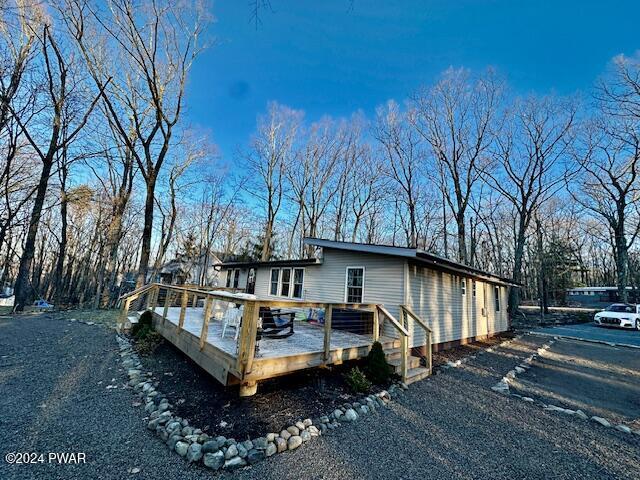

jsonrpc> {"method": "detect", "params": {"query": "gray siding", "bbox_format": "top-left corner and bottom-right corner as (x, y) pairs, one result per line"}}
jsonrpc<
(254, 249), (405, 323)
(406, 263), (509, 347)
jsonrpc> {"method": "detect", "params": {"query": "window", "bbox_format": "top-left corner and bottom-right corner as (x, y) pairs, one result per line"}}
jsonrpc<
(226, 270), (232, 288)
(472, 280), (477, 298)
(345, 267), (365, 303)
(461, 278), (466, 296)
(280, 268), (291, 297)
(292, 268), (304, 299)
(233, 269), (240, 289)
(270, 269), (280, 296)
(494, 286), (500, 312)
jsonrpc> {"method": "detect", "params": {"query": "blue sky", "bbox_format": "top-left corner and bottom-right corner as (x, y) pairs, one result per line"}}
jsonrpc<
(185, 0), (640, 162)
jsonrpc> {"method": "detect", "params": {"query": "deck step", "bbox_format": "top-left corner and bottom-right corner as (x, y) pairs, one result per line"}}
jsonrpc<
(388, 356), (421, 370)
(404, 366), (431, 385)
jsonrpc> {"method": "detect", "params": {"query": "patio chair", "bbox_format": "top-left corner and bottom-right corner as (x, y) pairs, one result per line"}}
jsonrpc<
(221, 305), (243, 341)
(258, 307), (295, 339)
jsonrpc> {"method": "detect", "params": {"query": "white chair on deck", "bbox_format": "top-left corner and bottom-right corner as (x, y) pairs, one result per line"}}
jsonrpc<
(221, 305), (243, 341)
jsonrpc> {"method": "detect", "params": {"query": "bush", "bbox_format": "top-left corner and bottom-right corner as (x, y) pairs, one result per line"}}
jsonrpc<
(136, 331), (164, 356)
(365, 341), (392, 384)
(344, 366), (372, 393)
(131, 310), (153, 337)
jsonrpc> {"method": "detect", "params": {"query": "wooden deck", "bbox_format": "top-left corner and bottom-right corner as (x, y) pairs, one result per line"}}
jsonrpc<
(119, 283), (431, 395)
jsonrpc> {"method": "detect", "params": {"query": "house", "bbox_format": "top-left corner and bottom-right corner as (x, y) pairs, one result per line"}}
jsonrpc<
(220, 238), (516, 352)
(566, 286), (639, 308)
(158, 252), (224, 286)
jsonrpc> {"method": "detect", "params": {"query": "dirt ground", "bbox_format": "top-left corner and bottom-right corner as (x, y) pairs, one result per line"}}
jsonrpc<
(137, 340), (389, 439)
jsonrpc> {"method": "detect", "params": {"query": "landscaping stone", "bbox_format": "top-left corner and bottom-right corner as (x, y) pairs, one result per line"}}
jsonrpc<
(333, 409), (343, 420)
(203, 451), (225, 470)
(186, 443), (202, 463)
(241, 440), (253, 451)
(303, 418), (313, 427)
(174, 441), (189, 457)
(308, 425), (320, 436)
(253, 437), (268, 450)
(295, 421), (305, 431)
(343, 408), (358, 422)
(521, 397), (534, 402)
(300, 430), (311, 442)
(237, 443), (248, 458)
(287, 435), (302, 450)
(280, 429), (291, 440)
(224, 456), (247, 470)
(265, 442), (277, 457)
(591, 416), (611, 427)
(167, 435), (183, 451)
(286, 425), (300, 436)
(266, 433), (277, 442)
(202, 440), (220, 453)
(574, 410), (588, 420)
(275, 437), (287, 453)
(247, 449), (266, 464)
(225, 444), (238, 459)
(615, 425), (632, 434)
(320, 416), (329, 424)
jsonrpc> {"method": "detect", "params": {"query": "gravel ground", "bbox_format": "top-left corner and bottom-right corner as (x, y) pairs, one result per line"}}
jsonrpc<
(1, 314), (638, 480)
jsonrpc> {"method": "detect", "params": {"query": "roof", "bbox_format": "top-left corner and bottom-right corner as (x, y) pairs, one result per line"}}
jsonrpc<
(218, 258), (321, 269)
(304, 238), (518, 287)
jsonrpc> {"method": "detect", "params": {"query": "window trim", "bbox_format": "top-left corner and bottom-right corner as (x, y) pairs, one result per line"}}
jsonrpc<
(280, 267), (292, 297)
(232, 268), (240, 289)
(472, 280), (477, 298)
(461, 278), (466, 296)
(344, 266), (365, 304)
(495, 286), (501, 312)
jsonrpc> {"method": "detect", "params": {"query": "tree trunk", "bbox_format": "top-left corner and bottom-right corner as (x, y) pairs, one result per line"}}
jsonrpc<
(13, 159), (54, 311)
(136, 175), (157, 286)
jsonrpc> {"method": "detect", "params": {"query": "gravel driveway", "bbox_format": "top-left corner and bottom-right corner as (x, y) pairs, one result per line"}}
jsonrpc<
(1, 314), (639, 480)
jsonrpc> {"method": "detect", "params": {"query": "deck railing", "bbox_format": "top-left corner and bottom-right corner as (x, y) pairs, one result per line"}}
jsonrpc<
(119, 283), (431, 391)
(400, 304), (433, 375)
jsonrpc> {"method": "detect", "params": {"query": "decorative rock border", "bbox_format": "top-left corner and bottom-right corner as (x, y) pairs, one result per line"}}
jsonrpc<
(490, 336), (640, 439)
(115, 334), (408, 471)
(438, 334), (525, 373)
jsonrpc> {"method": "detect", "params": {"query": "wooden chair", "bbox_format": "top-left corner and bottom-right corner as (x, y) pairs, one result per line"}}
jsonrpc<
(258, 307), (295, 339)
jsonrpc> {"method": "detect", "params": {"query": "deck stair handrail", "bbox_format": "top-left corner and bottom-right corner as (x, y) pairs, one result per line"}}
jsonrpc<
(400, 304), (433, 375)
(376, 305), (411, 381)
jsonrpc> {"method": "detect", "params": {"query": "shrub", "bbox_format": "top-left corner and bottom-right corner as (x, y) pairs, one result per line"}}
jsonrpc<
(344, 366), (372, 393)
(136, 331), (164, 356)
(365, 341), (392, 384)
(131, 311), (153, 337)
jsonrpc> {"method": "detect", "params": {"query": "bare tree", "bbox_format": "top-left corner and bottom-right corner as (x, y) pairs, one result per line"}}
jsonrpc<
(63, 0), (208, 286)
(483, 95), (576, 312)
(412, 68), (501, 262)
(245, 102), (301, 260)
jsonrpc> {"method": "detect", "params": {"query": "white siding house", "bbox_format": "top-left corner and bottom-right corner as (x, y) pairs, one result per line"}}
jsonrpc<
(220, 238), (515, 351)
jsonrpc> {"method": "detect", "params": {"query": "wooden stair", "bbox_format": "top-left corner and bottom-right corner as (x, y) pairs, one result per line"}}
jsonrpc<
(385, 347), (431, 385)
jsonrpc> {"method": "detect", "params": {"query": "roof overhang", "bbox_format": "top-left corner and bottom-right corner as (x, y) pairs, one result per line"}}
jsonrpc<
(218, 258), (321, 269)
(304, 237), (519, 287)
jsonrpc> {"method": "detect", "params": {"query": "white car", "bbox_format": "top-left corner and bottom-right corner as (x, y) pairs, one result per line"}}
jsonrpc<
(594, 303), (640, 330)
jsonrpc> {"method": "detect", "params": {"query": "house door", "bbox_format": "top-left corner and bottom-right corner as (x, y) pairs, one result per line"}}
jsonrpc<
(246, 268), (256, 294)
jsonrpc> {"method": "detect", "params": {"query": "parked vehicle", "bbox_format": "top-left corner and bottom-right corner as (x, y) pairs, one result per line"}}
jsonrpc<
(594, 303), (640, 330)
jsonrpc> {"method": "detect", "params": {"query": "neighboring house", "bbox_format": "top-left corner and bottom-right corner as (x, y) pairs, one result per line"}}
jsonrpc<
(158, 252), (224, 286)
(566, 286), (639, 308)
(220, 238), (516, 351)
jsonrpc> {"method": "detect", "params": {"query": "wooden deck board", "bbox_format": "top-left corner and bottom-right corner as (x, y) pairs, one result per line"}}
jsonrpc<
(153, 306), (395, 360)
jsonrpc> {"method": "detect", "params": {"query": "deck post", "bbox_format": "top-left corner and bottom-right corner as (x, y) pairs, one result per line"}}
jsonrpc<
(119, 297), (133, 327)
(372, 306), (379, 342)
(426, 330), (433, 374)
(199, 295), (213, 350)
(323, 304), (333, 363)
(191, 292), (198, 308)
(237, 301), (260, 377)
(178, 289), (188, 332)
(400, 307), (408, 381)
(149, 284), (159, 312)
(162, 288), (172, 319)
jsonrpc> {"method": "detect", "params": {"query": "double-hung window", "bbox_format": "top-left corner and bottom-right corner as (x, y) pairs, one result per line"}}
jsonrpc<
(270, 269), (280, 296)
(233, 269), (240, 289)
(280, 268), (291, 297)
(292, 268), (304, 299)
(495, 286), (500, 312)
(461, 278), (466, 296)
(345, 267), (365, 304)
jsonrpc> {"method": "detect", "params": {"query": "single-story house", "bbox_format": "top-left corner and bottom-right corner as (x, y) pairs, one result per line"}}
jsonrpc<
(157, 252), (224, 286)
(220, 238), (517, 352)
(566, 286), (639, 308)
